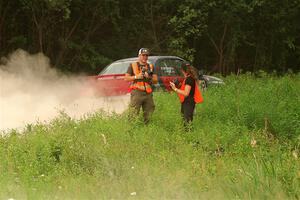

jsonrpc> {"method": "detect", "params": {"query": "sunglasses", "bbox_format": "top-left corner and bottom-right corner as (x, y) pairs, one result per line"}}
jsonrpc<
(141, 54), (149, 57)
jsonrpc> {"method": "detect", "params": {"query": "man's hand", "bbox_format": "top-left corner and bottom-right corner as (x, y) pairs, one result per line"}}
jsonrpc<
(151, 74), (158, 84)
(143, 71), (150, 78)
(135, 72), (144, 79)
(125, 73), (143, 81)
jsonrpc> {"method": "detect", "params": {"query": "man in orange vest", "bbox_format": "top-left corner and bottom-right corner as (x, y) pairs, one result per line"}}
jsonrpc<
(124, 48), (158, 124)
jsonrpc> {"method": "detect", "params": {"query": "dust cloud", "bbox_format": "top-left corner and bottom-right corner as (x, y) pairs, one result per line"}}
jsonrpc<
(0, 49), (129, 132)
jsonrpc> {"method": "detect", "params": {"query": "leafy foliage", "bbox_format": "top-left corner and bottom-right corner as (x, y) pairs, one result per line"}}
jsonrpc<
(0, 0), (299, 73)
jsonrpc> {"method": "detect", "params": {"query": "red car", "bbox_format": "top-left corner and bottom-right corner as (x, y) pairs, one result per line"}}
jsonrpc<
(88, 56), (185, 96)
(87, 56), (224, 96)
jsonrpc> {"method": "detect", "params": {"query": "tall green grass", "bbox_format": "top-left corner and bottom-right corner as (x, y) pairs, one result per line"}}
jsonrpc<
(202, 72), (300, 139)
(0, 73), (299, 199)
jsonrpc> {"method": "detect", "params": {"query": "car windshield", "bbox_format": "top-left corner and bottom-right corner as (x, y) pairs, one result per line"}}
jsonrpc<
(99, 59), (155, 75)
(99, 61), (131, 75)
(155, 58), (182, 76)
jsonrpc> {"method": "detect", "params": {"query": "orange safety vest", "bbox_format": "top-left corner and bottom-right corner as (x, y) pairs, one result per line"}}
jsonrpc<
(130, 62), (154, 93)
(177, 79), (203, 103)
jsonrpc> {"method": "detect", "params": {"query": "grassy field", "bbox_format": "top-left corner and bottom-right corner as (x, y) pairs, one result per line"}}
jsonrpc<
(1, 73), (300, 199)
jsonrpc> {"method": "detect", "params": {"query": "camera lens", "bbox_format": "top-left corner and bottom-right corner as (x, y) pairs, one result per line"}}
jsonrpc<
(173, 78), (179, 87)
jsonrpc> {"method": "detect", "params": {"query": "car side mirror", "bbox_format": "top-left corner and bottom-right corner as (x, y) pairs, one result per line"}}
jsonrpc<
(198, 70), (204, 76)
(198, 70), (204, 80)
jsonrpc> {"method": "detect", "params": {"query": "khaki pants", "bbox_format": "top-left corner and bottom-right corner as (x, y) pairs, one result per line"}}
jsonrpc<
(129, 89), (155, 123)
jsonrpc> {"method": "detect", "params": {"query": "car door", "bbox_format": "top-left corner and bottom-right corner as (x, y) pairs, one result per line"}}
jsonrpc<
(91, 60), (133, 96)
(154, 58), (184, 91)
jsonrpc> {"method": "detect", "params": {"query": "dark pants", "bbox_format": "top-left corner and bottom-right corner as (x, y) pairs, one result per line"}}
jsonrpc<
(181, 99), (195, 127)
(129, 89), (155, 123)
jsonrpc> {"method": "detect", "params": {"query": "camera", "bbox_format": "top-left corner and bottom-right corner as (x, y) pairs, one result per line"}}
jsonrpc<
(141, 66), (153, 76)
(141, 67), (146, 75)
(172, 78), (181, 88)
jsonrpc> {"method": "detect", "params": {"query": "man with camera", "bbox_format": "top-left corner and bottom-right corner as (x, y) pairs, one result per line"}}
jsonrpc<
(124, 48), (158, 124)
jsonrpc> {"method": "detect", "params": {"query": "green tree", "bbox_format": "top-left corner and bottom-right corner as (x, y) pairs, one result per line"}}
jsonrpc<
(167, 0), (300, 74)
(1, 0), (299, 74)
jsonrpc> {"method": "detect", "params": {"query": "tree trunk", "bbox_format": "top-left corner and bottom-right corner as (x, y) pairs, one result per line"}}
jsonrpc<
(207, 24), (227, 74)
(32, 13), (44, 53)
(0, 1), (10, 51)
(149, 0), (161, 53)
(55, 16), (82, 68)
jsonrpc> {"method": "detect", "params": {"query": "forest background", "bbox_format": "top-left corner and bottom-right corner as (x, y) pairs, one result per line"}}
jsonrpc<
(1, 0), (299, 75)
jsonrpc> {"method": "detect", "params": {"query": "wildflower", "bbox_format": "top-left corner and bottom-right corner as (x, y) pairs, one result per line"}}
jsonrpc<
(250, 138), (257, 147)
(130, 192), (137, 196)
(292, 150), (298, 159)
(101, 134), (107, 145)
